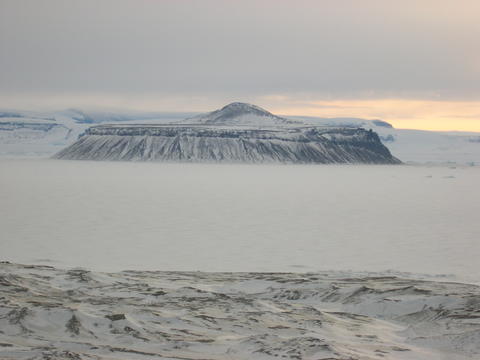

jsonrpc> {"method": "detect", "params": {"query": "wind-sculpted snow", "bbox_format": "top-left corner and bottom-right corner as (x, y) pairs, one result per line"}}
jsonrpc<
(1, 263), (479, 359)
(54, 125), (400, 164)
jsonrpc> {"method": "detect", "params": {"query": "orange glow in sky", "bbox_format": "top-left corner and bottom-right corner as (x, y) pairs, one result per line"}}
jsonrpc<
(269, 99), (480, 132)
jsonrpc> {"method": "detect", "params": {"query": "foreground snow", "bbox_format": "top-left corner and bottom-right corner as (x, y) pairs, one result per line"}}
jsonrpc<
(1, 262), (479, 360)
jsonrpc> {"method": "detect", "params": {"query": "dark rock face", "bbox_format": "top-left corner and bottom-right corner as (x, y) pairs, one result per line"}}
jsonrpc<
(54, 125), (401, 164)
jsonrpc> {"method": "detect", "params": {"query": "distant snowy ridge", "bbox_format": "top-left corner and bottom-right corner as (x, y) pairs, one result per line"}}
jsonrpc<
(0, 109), (193, 157)
(1, 103), (479, 165)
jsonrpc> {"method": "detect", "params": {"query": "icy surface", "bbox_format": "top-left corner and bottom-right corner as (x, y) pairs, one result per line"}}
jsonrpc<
(0, 159), (479, 283)
(1, 262), (479, 360)
(373, 128), (480, 166)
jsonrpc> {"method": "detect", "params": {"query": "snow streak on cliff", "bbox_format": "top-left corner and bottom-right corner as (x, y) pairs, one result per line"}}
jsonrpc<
(54, 124), (400, 164)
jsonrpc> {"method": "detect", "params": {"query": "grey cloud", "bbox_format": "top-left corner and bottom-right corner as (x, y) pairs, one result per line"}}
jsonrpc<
(1, 0), (479, 102)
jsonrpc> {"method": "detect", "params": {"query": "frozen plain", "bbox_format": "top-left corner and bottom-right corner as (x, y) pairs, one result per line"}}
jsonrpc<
(0, 159), (479, 283)
(1, 159), (480, 359)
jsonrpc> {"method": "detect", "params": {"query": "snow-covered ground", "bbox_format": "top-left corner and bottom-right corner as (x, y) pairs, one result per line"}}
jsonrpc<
(1, 159), (479, 284)
(374, 128), (480, 166)
(1, 262), (479, 360)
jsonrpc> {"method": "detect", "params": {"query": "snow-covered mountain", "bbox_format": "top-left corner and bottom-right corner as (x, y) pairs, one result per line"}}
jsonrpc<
(53, 103), (399, 164)
(54, 124), (400, 164)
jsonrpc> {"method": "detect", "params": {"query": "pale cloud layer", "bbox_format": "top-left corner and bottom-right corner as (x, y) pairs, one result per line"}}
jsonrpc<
(1, 0), (479, 130)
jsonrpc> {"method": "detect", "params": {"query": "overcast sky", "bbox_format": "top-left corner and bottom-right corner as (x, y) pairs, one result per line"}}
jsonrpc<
(1, 0), (479, 130)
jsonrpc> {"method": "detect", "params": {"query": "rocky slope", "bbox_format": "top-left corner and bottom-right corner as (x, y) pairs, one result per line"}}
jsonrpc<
(1, 262), (479, 359)
(54, 103), (400, 164)
(53, 124), (399, 164)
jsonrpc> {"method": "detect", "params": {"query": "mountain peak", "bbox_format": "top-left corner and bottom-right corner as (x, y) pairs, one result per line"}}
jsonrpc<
(183, 102), (300, 126)
(219, 102), (271, 114)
